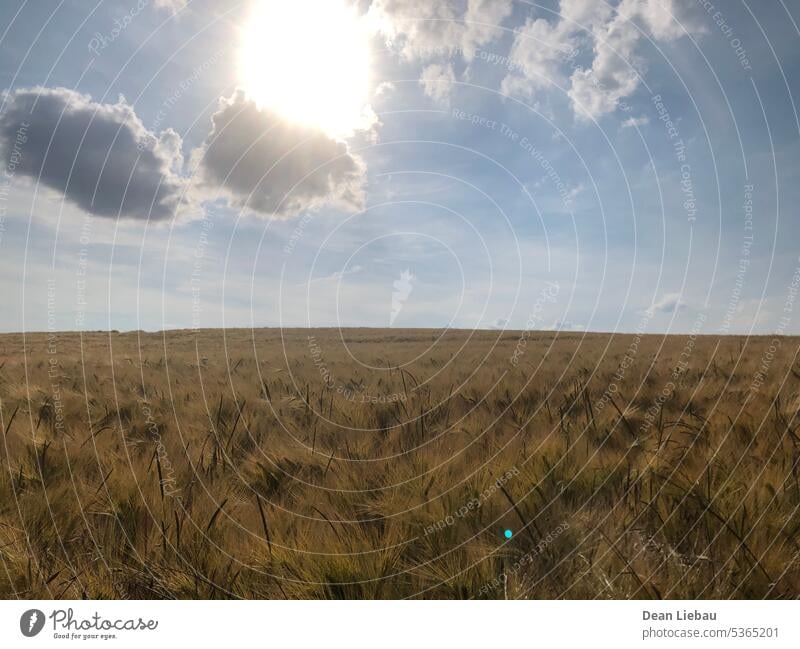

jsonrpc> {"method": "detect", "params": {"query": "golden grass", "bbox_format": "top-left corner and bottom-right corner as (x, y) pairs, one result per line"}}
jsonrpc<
(1, 328), (799, 599)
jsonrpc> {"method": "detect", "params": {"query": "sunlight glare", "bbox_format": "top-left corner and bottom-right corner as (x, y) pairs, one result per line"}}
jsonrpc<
(238, 0), (373, 139)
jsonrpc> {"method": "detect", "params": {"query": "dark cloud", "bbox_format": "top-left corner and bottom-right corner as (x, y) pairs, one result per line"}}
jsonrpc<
(192, 91), (365, 218)
(0, 86), (185, 220)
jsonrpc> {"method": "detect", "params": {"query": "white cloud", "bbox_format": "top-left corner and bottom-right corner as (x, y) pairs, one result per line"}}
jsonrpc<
(374, 81), (397, 99)
(624, 0), (689, 41)
(191, 91), (366, 219)
(369, 0), (512, 60)
(370, 0), (512, 104)
(371, 0), (699, 117)
(501, 0), (702, 120)
(0, 86), (186, 221)
(558, 0), (614, 29)
(500, 17), (576, 98)
(420, 63), (457, 106)
(304, 264), (364, 285)
(553, 319), (585, 331)
(462, 0), (516, 60)
(569, 0), (703, 120)
(152, 0), (186, 14)
(499, 0), (616, 98)
(621, 114), (650, 128)
(649, 292), (687, 313)
(567, 21), (642, 119)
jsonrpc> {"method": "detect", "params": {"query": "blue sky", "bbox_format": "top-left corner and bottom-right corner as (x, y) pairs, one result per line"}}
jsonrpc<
(0, 0), (799, 335)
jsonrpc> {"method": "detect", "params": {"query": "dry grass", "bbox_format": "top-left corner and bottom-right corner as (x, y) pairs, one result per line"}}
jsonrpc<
(1, 327), (800, 599)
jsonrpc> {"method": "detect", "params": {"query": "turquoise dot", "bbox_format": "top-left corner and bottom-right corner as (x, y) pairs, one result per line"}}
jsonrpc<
(504, 529), (513, 539)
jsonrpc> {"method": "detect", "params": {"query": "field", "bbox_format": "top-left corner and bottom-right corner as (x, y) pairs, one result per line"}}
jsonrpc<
(1, 328), (799, 599)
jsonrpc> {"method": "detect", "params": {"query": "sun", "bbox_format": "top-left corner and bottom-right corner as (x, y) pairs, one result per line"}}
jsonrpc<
(238, 0), (373, 139)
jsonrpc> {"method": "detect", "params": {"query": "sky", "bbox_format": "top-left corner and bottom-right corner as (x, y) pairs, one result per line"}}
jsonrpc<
(0, 0), (799, 335)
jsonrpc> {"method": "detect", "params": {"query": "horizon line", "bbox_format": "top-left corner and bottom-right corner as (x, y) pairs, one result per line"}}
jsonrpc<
(1, 326), (794, 339)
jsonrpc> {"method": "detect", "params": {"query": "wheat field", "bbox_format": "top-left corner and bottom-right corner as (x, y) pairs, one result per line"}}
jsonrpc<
(1, 328), (799, 599)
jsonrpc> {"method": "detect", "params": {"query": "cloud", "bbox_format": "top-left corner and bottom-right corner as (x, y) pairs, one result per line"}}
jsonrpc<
(462, 0), (516, 59)
(304, 264), (364, 286)
(621, 114), (650, 128)
(553, 319), (585, 331)
(374, 81), (397, 99)
(567, 20), (642, 118)
(649, 292), (687, 313)
(626, 0), (690, 41)
(0, 86), (185, 220)
(420, 63), (457, 106)
(370, 0), (512, 104)
(499, 0), (614, 97)
(192, 92), (366, 218)
(569, 0), (704, 119)
(558, 0), (615, 28)
(499, 17), (576, 98)
(501, 0), (702, 119)
(369, 0), (513, 60)
(152, 0), (186, 14)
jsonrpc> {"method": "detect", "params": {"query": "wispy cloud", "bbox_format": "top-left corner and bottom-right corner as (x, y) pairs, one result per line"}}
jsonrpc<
(649, 292), (688, 314)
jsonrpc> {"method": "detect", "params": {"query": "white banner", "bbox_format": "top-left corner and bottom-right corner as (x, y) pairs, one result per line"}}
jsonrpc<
(1, 600), (797, 648)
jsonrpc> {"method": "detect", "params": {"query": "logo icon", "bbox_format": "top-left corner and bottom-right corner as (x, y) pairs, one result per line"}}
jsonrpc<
(20, 609), (45, 637)
(390, 269), (414, 326)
